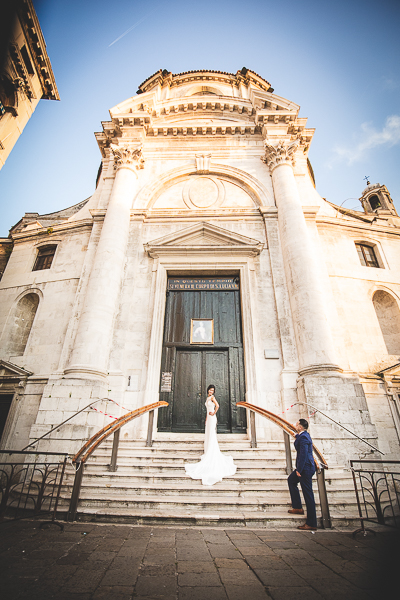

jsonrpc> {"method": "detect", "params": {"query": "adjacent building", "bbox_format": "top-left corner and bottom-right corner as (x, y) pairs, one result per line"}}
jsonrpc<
(0, 0), (59, 170)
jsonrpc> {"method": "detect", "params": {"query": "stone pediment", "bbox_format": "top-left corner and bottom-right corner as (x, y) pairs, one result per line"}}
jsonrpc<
(377, 362), (400, 378)
(0, 360), (33, 380)
(144, 222), (264, 258)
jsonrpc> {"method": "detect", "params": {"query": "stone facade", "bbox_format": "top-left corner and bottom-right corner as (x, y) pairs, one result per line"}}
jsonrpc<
(0, 68), (399, 466)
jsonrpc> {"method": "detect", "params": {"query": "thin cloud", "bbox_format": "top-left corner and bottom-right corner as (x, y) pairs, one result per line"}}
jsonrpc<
(108, 11), (155, 47)
(382, 77), (400, 90)
(332, 115), (400, 165)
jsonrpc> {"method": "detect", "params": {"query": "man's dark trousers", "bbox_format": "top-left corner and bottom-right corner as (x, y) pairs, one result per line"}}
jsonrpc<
(288, 467), (317, 528)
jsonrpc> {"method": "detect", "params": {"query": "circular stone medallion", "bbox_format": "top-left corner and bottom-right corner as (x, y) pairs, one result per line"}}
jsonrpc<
(188, 177), (219, 208)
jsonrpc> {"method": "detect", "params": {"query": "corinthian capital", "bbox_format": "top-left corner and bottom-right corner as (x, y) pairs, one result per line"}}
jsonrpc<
(110, 143), (145, 171)
(262, 140), (298, 172)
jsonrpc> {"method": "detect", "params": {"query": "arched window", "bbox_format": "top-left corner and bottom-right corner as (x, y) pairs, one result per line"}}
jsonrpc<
(373, 291), (400, 354)
(33, 245), (57, 271)
(9, 293), (39, 356)
(369, 195), (381, 211)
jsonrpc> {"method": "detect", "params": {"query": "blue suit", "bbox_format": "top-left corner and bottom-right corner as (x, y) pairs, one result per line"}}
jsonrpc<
(287, 431), (317, 528)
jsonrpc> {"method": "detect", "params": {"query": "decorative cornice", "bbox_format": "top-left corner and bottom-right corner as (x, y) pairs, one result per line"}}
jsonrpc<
(18, 0), (60, 101)
(11, 219), (94, 241)
(110, 144), (145, 171)
(137, 68), (273, 95)
(262, 140), (299, 172)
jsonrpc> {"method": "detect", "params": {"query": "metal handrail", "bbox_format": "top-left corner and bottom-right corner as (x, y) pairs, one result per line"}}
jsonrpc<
(21, 397), (114, 451)
(72, 401), (168, 464)
(236, 401), (328, 468)
(292, 401), (383, 455)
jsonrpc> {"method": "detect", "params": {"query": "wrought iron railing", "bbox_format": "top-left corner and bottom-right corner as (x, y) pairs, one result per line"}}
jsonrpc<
(351, 460), (400, 535)
(0, 450), (68, 528)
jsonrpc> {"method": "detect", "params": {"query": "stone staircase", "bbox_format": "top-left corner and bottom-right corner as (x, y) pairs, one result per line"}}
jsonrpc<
(59, 434), (360, 527)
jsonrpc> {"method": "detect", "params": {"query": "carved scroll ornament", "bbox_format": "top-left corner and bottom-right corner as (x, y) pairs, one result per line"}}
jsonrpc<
(110, 143), (145, 171)
(262, 140), (298, 172)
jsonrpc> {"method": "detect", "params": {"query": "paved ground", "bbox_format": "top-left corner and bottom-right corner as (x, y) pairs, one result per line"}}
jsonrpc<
(1, 519), (398, 600)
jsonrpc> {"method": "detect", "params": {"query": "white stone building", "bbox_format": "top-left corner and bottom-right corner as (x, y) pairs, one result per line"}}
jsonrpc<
(1, 68), (400, 472)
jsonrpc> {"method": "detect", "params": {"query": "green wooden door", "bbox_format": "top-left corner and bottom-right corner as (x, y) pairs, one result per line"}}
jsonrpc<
(157, 278), (246, 433)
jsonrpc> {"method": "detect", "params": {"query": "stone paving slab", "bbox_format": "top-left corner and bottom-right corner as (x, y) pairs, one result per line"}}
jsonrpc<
(0, 519), (398, 600)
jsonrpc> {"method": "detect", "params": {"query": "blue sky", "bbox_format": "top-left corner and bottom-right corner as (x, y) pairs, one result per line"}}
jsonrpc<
(1, 0), (399, 234)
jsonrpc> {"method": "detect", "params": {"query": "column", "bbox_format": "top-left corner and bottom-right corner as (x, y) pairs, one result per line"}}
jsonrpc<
(263, 140), (340, 375)
(65, 143), (144, 379)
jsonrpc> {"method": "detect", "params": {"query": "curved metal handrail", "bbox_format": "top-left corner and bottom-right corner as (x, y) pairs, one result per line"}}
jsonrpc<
(73, 401), (168, 464)
(236, 401), (328, 469)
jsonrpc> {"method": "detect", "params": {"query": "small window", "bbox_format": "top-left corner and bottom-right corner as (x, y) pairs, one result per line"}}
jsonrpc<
(369, 195), (381, 211)
(355, 243), (380, 268)
(33, 245), (57, 271)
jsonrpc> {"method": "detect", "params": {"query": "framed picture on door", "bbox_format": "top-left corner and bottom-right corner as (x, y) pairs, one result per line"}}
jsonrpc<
(190, 319), (214, 344)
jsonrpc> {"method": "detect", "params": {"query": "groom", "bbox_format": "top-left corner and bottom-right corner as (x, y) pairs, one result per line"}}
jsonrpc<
(287, 419), (317, 530)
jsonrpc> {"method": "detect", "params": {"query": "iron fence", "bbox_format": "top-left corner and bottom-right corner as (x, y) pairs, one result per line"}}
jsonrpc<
(350, 460), (400, 534)
(0, 450), (68, 527)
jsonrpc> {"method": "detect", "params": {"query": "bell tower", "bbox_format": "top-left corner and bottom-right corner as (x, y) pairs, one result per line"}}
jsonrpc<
(360, 181), (398, 216)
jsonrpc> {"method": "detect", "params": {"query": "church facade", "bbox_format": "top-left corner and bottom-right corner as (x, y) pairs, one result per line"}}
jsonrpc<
(1, 68), (400, 467)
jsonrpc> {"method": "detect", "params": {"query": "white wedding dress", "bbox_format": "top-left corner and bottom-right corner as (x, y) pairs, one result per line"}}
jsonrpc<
(185, 397), (237, 486)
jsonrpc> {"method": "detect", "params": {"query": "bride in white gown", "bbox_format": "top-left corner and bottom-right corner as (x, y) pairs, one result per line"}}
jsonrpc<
(185, 384), (237, 486)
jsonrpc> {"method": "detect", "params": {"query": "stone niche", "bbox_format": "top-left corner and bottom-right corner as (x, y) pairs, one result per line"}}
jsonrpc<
(151, 175), (256, 210)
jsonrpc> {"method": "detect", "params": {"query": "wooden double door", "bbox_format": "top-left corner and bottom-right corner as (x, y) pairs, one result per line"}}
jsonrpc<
(157, 279), (246, 433)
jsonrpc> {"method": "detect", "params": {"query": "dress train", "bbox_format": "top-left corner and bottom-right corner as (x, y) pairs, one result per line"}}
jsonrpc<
(185, 398), (237, 486)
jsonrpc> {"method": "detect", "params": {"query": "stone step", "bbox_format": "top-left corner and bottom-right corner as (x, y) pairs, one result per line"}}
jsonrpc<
(154, 433), (250, 440)
(58, 491), (359, 513)
(89, 448), (289, 458)
(79, 461), (288, 472)
(73, 457), (350, 476)
(62, 480), (357, 501)
(70, 458), (351, 480)
(63, 465), (353, 485)
(86, 454), (286, 470)
(65, 437), (354, 526)
(105, 441), (285, 450)
(64, 478), (355, 494)
(65, 506), (360, 528)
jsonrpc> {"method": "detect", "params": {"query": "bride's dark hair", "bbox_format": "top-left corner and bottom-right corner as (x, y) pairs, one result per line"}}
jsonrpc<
(207, 384), (215, 393)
